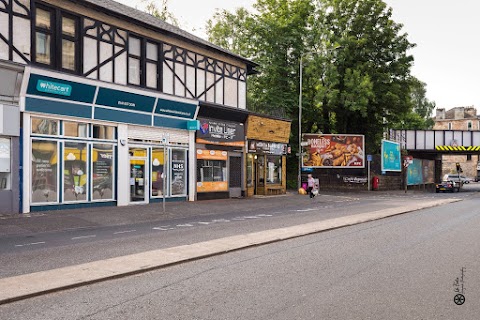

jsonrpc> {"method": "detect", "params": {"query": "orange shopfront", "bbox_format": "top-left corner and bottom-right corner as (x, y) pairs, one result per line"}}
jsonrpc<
(195, 118), (245, 200)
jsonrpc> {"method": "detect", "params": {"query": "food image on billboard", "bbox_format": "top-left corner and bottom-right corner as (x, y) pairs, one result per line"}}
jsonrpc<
(302, 134), (365, 168)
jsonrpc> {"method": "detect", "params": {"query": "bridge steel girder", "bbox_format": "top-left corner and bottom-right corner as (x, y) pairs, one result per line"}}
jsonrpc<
(389, 129), (480, 154)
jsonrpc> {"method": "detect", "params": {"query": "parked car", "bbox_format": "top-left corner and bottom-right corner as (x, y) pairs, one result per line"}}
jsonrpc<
(436, 180), (457, 193)
(459, 175), (473, 184)
(444, 174), (464, 186)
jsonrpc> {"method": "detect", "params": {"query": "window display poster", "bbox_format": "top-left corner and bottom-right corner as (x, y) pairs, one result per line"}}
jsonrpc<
(63, 142), (88, 202)
(171, 149), (186, 195)
(31, 140), (58, 203)
(92, 144), (114, 200)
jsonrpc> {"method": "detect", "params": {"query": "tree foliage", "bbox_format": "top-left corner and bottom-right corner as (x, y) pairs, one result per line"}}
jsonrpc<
(141, 0), (179, 27)
(206, 0), (434, 176)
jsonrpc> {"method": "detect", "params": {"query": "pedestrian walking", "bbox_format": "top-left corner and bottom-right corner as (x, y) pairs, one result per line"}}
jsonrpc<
(307, 174), (317, 198)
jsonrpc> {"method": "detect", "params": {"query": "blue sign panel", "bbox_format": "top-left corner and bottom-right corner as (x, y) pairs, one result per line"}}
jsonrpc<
(187, 120), (200, 131)
(27, 74), (96, 103)
(155, 98), (197, 119)
(381, 140), (401, 172)
(407, 159), (423, 185)
(95, 88), (156, 113)
(36, 80), (72, 96)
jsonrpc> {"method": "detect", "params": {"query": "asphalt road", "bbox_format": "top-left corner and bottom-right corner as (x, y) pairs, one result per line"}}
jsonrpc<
(1, 194), (479, 319)
(0, 190), (466, 279)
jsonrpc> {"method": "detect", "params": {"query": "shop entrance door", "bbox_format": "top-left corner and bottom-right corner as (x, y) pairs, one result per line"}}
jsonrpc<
(256, 155), (265, 195)
(129, 147), (149, 204)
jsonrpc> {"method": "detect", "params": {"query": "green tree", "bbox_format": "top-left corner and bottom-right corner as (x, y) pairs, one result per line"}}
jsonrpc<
(206, 0), (417, 176)
(314, 0), (415, 151)
(390, 77), (435, 129)
(141, 0), (179, 27)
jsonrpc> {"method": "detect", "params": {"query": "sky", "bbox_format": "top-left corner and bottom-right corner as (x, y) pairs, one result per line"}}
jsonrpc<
(117, 0), (480, 110)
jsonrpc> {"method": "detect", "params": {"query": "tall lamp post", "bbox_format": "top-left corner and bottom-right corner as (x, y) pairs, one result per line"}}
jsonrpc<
(298, 54), (305, 191)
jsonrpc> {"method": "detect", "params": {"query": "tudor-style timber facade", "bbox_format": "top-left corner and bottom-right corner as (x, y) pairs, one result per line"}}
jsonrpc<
(1, 0), (285, 214)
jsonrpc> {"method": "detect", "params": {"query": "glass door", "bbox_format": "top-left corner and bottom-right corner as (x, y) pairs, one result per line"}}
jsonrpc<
(129, 147), (148, 203)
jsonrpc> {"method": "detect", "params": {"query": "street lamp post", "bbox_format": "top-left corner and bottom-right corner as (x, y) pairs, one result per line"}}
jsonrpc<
(298, 55), (304, 191)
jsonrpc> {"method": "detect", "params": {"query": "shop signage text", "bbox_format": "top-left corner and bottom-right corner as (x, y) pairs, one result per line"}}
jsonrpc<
(196, 118), (245, 147)
(248, 140), (287, 155)
(343, 176), (368, 184)
(96, 88), (156, 113)
(37, 80), (72, 96)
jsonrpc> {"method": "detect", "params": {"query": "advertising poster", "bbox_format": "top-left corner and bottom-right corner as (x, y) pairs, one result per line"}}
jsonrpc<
(31, 140), (58, 203)
(92, 145), (114, 200)
(407, 159), (423, 185)
(381, 140), (401, 172)
(171, 150), (186, 195)
(302, 134), (365, 168)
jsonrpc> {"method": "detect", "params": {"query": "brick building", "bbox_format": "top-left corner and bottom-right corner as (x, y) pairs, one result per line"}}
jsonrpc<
(433, 107), (479, 178)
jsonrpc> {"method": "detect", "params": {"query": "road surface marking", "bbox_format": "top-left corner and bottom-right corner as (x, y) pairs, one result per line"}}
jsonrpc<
(243, 216), (260, 219)
(15, 241), (46, 247)
(113, 230), (137, 235)
(197, 222), (211, 225)
(71, 235), (96, 240)
(232, 217), (246, 221)
(211, 219), (230, 223)
(153, 227), (170, 231)
(257, 214), (273, 217)
(176, 224), (194, 227)
(295, 208), (317, 212)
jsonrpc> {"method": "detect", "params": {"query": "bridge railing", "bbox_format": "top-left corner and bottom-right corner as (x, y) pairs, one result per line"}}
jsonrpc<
(388, 129), (480, 150)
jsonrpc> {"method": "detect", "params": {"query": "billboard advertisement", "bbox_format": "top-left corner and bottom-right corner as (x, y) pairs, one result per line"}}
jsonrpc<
(407, 159), (423, 185)
(302, 134), (365, 168)
(381, 140), (401, 172)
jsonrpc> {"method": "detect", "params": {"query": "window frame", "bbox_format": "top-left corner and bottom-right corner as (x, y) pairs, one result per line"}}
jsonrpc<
(33, 4), (55, 67)
(32, 2), (81, 74)
(59, 12), (80, 72)
(127, 35), (143, 86)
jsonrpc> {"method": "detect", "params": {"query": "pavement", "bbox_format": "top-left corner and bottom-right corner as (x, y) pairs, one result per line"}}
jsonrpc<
(0, 189), (465, 304)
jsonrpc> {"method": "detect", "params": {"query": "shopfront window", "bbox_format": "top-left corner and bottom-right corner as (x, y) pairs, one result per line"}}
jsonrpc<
(171, 149), (187, 196)
(64, 121), (88, 138)
(63, 142), (88, 202)
(31, 140), (58, 203)
(197, 150), (228, 193)
(93, 125), (115, 140)
(266, 156), (282, 184)
(32, 117), (58, 135)
(151, 148), (166, 197)
(92, 144), (114, 200)
(0, 138), (11, 190)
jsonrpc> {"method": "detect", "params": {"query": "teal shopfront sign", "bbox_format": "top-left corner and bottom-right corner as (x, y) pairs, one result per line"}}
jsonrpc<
(155, 99), (197, 119)
(36, 80), (72, 96)
(95, 88), (156, 113)
(381, 140), (401, 172)
(25, 72), (199, 130)
(186, 120), (200, 131)
(27, 74), (97, 103)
